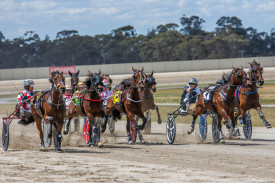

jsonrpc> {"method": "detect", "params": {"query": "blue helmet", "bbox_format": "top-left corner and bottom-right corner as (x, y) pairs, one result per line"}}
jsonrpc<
(188, 78), (198, 85)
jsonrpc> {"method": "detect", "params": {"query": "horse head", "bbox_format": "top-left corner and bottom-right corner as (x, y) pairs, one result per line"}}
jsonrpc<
(49, 71), (66, 93)
(69, 70), (80, 88)
(132, 66), (145, 91)
(145, 71), (157, 92)
(232, 67), (252, 88)
(249, 60), (264, 86)
(86, 71), (103, 92)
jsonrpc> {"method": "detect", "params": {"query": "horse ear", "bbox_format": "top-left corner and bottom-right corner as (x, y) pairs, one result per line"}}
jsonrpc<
(132, 67), (136, 72)
(240, 66), (243, 70)
(258, 61), (261, 65)
(76, 70), (80, 75)
(88, 71), (93, 76)
(98, 69), (101, 75)
(232, 67), (238, 72)
(68, 71), (72, 76)
(151, 70), (154, 76)
(141, 66), (144, 72)
(248, 62), (253, 67)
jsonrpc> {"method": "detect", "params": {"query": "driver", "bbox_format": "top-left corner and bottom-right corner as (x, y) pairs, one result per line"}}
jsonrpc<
(17, 79), (35, 125)
(63, 85), (73, 111)
(180, 78), (201, 114)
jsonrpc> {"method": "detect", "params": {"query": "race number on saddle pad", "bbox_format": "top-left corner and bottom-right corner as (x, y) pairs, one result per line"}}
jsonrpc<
(203, 86), (216, 104)
(113, 91), (123, 104)
(72, 90), (85, 105)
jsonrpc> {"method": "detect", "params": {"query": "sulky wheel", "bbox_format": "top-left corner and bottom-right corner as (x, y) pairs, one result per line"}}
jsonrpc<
(243, 112), (252, 139)
(211, 115), (220, 143)
(91, 118), (101, 147)
(2, 120), (9, 151)
(42, 120), (52, 147)
(129, 121), (137, 143)
(144, 111), (151, 134)
(199, 114), (208, 140)
(108, 116), (115, 134)
(74, 117), (80, 132)
(83, 117), (90, 144)
(166, 116), (176, 144)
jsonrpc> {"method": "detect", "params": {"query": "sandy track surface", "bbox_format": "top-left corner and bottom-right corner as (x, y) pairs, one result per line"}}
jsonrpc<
(1, 69), (275, 182)
(1, 119), (275, 183)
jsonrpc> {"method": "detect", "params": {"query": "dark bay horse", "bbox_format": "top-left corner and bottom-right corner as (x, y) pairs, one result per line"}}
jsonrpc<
(188, 67), (251, 143)
(103, 67), (147, 144)
(64, 71), (104, 147)
(68, 70), (80, 94)
(138, 71), (161, 124)
(31, 71), (66, 150)
(234, 60), (271, 128)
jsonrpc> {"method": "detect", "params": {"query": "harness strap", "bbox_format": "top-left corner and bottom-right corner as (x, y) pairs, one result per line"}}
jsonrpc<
(241, 88), (258, 95)
(126, 97), (141, 103)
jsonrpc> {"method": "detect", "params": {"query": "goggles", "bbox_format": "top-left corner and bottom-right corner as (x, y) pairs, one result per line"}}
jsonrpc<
(103, 84), (109, 87)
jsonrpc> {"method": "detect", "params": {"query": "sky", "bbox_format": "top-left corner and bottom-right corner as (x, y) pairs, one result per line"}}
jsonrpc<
(0, 0), (275, 40)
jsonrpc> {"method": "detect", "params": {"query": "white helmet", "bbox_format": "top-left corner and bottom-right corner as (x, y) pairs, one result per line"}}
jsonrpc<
(24, 79), (35, 87)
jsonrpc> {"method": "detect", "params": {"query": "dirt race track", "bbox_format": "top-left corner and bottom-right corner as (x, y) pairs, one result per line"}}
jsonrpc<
(0, 69), (275, 182)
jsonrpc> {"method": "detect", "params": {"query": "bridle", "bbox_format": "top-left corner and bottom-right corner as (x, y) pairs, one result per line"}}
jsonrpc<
(235, 69), (249, 87)
(133, 70), (145, 89)
(250, 64), (263, 83)
(51, 73), (65, 92)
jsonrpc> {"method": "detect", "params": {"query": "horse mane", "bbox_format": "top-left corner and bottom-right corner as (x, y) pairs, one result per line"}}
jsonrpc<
(221, 71), (234, 84)
(121, 78), (132, 88)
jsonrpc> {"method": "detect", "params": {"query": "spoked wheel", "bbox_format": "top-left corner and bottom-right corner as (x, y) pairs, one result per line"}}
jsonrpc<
(2, 120), (9, 151)
(108, 116), (115, 134)
(243, 111), (252, 139)
(144, 111), (151, 134)
(199, 114), (208, 140)
(83, 117), (90, 144)
(166, 116), (176, 144)
(129, 121), (137, 143)
(53, 124), (61, 150)
(212, 115), (220, 143)
(91, 118), (101, 147)
(42, 120), (52, 147)
(74, 117), (80, 132)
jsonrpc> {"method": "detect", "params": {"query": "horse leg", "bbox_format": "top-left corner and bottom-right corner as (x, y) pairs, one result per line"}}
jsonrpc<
(256, 106), (272, 128)
(56, 122), (63, 151)
(33, 112), (45, 149)
(138, 113), (147, 131)
(229, 111), (240, 137)
(44, 115), (54, 138)
(126, 117), (132, 144)
(137, 128), (146, 144)
(187, 103), (203, 134)
(101, 115), (108, 133)
(154, 105), (162, 124)
(217, 114), (225, 143)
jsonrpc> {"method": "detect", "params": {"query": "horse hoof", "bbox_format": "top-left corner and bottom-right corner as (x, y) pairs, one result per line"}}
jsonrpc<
(98, 142), (104, 148)
(128, 140), (133, 144)
(187, 127), (194, 135)
(141, 139), (146, 144)
(266, 123), (272, 129)
(63, 129), (69, 135)
(220, 139), (225, 143)
(157, 119), (162, 124)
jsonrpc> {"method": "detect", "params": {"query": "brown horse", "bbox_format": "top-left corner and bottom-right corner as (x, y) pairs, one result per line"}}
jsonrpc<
(64, 71), (104, 147)
(31, 71), (66, 150)
(68, 70), (80, 94)
(188, 67), (251, 142)
(234, 60), (271, 128)
(137, 71), (161, 126)
(103, 67), (147, 144)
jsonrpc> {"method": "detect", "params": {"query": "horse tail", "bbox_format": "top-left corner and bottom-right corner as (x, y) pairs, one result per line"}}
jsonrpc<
(112, 109), (121, 121)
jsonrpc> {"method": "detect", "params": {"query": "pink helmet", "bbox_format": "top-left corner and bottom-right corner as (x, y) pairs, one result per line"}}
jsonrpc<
(103, 79), (109, 86)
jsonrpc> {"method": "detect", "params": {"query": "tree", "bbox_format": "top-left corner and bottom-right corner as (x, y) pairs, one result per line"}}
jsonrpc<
(216, 16), (245, 36)
(180, 14), (205, 35)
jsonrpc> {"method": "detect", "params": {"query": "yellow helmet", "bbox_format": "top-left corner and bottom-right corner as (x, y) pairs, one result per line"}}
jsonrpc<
(77, 82), (85, 86)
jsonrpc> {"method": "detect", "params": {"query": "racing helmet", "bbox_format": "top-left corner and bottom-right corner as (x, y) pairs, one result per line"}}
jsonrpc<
(188, 78), (198, 85)
(24, 79), (35, 87)
(103, 79), (109, 86)
(65, 84), (72, 90)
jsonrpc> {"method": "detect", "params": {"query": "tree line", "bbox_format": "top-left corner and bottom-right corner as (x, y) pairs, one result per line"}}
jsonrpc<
(0, 15), (274, 69)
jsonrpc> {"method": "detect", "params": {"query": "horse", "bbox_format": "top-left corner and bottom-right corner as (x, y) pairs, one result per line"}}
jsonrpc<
(64, 71), (104, 147)
(31, 71), (66, 150)
(188, 67), (251, 143)
(234, 60), (271, 128)
(68, 70), (80, 94)
(102, 67), (147, 144)
(136, 71), (161, 128)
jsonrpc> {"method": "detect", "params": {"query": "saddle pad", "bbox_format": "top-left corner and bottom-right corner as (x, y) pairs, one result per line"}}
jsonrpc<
(203, 85), (216, 104)
(72, 90), (85, 105)
(113, 91), (123, 104)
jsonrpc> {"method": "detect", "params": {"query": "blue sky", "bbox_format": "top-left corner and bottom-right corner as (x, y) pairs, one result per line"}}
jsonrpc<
(1, 0), (275, 40)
